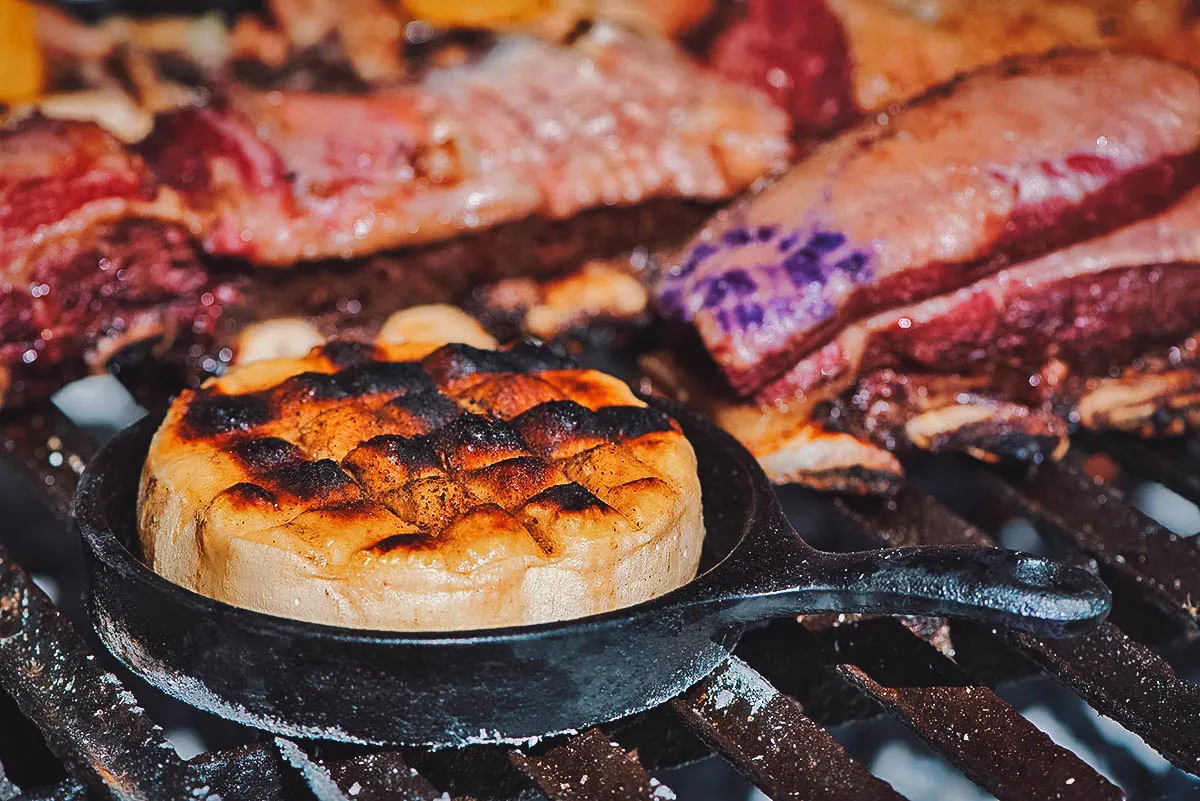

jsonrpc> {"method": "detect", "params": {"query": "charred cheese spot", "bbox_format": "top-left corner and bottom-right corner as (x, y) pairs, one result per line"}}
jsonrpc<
(512, 400), (677, 459)
(181, 393), (272, 438)
(374, 390), (462, 436)
(322, 340), (381, 367)
(343, 434), (445, 492)
(517, 483), (629, 556)
(463, 456), (567, 511)
(368, 530), (440, 555)
(428, 414), (530, 473)
(220, 482), (279, 509)
(449, 373), (564, 419)
(227, 437), (308, 472)
(227, 438), (361, 505)
(422, 342), (575, 386)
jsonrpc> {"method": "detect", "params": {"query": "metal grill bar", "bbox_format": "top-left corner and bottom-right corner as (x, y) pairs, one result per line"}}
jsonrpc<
(0, 403), (95, 523)
(0, 544), (191, 801)
(188, 743), (289, 801)
(836, 486), (1200, 774)
(0, 762), (17, 800)
(1082, 433), (1200, 507)
(318, 750), (458, 801)
(16, 784), (85, 801)
(275, 739), (469, 801)
(671, 657), (903, 801)
(510, 728), (671, 801)
(819, 618), (1124, 801)
(961, 453), (1200, 625)
(1006, 626), (1200, 775)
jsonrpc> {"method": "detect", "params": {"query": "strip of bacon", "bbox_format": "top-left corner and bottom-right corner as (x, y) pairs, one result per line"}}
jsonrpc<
(655, 51), (1200, 397)
(141, 24), (790, 266)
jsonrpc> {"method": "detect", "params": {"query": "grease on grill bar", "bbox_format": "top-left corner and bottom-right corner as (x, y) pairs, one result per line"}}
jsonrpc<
(821, 618), (1123, 801)
(0, 544), (192, 800)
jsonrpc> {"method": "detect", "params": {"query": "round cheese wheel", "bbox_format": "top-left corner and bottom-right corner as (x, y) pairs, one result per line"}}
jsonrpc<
(139, 338), (704, 631)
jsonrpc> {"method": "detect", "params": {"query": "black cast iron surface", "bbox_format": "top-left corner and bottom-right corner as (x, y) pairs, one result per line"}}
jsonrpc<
(73, 397), (1109, 747)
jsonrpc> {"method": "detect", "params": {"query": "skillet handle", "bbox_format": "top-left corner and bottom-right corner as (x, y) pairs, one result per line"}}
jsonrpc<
(726, 544), (1111, 638)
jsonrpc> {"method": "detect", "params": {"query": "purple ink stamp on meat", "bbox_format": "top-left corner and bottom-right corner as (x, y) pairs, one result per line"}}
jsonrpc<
(655, 224), (874, 338)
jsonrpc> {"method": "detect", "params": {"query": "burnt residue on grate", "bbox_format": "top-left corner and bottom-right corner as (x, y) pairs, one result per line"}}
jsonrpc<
(672, 657), (902, 801)
(821, 617), (1124, 801)
(510, 728), (674, 801)
(0, 544), (194, 800)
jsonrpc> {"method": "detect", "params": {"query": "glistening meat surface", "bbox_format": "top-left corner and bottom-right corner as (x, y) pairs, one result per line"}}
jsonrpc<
(0, 119), (174, 277)
(141, 24), (790, 266)
(655, 51), (1200, 396)
(0, 119), (234, 408)
(763, 190), (1200, 404)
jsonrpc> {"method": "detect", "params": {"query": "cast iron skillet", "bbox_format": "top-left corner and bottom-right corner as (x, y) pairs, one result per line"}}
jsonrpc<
(75, 399), (1111, 747)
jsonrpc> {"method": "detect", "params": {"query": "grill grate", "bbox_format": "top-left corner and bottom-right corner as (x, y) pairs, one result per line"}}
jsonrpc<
(1, 366), (1199, 800)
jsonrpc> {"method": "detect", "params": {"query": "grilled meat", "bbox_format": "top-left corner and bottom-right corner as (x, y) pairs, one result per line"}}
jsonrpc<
(1075, 367), (1200, 436)
(826, 0), (1192, 111)
(766, 189), (1200, 404)
(142, 24), (789, 265)
(639, 350), (901, 494)
(705, 0), (857, 140)
(656, 52), (1200, 399)
(647, 51), (1200, 489)
(140, 336), (703, 630)
(0, 118), (236, 409)
(0, 18), (788, 410)
(827, 371), (1072, 464)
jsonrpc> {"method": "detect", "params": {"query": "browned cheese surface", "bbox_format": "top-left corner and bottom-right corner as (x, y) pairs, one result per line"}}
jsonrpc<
(139, 339), (704, 630)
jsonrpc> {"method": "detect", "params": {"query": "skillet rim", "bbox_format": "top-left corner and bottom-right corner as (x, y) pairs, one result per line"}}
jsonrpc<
(75, 395), (775, 648)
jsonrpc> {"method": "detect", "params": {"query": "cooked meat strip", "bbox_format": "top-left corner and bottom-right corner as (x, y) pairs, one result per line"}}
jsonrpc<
(0, 117), (714, 411)
(655, 51), (1200, 396)
(0, 118), (174, 274)
(763, 189), (1200, 404)
(0, 118), (235, 408)
(826, 370), (1070, 465)
(639, 350), (901, 494)
(1075, 367), (1200, 437)
(0, 17), (788, 410)
(0, 218), (235, 410)
(218, 197), (711, 339)
(141, 24), (790, 266)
